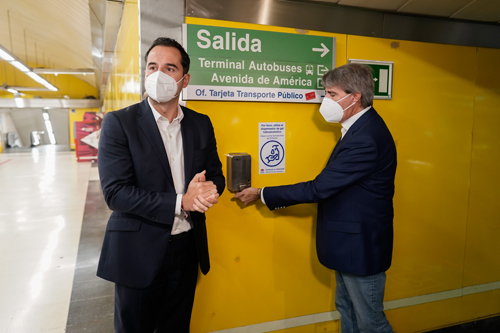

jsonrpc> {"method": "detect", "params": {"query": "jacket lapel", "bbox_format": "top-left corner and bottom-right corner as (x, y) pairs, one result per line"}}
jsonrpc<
(343, 107), (376, 140)
(327, 134), (343, 164)
(180, 106), (194, 190)
(327, 107), (376, 164)
(136, 99), (174, 186)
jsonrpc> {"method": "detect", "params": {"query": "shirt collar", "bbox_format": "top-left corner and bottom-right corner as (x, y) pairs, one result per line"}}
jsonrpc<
(341, 106), (371, 136)
(147, 98), (184, 124)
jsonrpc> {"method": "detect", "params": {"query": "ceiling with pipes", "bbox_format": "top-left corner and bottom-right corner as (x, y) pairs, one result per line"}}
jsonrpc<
(312, 0), (500, 23)
(0, 0), (498, 107)
(0, 0), (124, 107)
(0, 0), (96, 88)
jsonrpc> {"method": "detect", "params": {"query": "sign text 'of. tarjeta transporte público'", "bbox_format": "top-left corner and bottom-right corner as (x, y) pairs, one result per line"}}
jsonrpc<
(182, 24), (336, 103)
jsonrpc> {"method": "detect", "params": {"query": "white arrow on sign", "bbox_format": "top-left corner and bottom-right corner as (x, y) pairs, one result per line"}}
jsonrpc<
(312, 43), (330, 58)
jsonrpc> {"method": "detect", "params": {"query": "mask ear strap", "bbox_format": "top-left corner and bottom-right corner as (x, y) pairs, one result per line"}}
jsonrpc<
(177, 74), (186, 83)
(338, 93), (352, 102)
(340, 93), (359, 111)
(344, 101), (357, 111)
(175, 80), (184, 99)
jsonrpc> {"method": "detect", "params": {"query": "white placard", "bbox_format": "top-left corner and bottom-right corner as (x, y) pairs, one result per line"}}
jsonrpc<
(184, 86), (325, 103)
(259, 122), (285, 174)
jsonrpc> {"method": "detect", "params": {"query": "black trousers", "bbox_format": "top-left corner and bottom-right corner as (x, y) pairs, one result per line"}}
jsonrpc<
(114, 230), (199, 333)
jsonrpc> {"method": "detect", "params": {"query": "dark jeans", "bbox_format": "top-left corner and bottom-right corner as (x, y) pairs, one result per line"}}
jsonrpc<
(114, 230), (199, 333)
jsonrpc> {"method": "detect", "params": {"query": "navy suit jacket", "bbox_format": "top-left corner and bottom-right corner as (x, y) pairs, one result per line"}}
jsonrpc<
(96, 99), (225, 288)
(263, 108), (396, 276)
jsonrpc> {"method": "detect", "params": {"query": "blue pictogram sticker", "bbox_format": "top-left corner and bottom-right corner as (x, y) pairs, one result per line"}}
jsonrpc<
(260, 140), (285, 167)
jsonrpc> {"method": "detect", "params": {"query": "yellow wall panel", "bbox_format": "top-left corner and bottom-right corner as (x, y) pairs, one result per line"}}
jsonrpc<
(459, 290), (500, 323)
(0, 60), (98, 99)
(386, 298), (461, 332)
(347, 36), (477, 301)
(103, 0), (141, 112)
(464, 47), (500, 287)
(189, 101), (337, 331)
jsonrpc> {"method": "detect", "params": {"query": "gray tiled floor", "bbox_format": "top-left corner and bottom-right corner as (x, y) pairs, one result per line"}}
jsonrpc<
(0, 147), (90, 332)
(65, 175), (114, 332)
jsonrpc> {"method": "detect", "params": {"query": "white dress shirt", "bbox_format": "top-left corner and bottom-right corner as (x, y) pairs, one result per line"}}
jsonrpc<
(148, 99), (191, 235)
(340, 105), (371, 139)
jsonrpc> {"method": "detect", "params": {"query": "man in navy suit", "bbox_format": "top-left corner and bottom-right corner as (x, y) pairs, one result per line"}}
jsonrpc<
(97, 37), (225, 332)
(235, 63), (396, 333)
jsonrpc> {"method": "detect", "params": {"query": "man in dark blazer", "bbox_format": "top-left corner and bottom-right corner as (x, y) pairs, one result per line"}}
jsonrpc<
(97, 37), (225, 332)
(235, 63), (396, 333)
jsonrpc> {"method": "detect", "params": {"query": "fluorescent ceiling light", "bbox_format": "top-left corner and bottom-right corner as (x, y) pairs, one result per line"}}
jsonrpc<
(27, 73), (57, 91)
(0, 47), (14, 61)
(0, 43), (59, 92)
(27, 72), (46, 83)
(1, 85), (51, 92)
(11, 61), (30, 72)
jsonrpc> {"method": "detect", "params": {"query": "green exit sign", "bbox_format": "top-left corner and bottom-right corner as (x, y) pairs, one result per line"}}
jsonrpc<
(349, 59), (393, 100)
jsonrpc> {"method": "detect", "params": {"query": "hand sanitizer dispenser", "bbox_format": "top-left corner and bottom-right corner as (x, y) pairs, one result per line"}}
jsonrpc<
(227, 153), (251, 192)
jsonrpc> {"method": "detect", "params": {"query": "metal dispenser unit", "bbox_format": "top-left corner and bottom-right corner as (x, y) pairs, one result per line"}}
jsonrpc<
(227, 153), (251, 192)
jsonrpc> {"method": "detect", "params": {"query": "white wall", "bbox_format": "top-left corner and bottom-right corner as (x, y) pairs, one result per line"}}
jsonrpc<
(0, 112), (23, 147)
(10, 109), (47, 146)
(48, 109), (70, 145)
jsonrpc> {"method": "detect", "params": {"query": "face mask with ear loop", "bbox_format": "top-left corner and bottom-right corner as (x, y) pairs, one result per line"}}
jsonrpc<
(319, 93), (357, 123)
(145, 71), (186, 103)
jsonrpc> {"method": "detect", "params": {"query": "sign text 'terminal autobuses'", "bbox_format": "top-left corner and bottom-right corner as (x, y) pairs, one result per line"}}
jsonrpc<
(194, 29), (321, 87)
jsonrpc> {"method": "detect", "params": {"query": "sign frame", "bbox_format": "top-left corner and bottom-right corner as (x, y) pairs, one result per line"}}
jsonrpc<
(348, 59), (393, 100)
(182, 23), (336, 103)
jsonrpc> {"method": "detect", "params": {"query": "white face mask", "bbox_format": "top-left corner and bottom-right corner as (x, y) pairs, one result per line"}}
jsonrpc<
(319, 93), (356, 123)
(145, 71), (185, 103)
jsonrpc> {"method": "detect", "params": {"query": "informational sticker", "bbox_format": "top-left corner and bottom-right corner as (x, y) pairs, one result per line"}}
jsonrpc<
(183, 24), (335, 103)
(259, 122), (285, 174)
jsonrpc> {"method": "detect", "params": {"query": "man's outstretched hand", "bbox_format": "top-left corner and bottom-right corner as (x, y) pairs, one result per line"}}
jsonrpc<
(234, 187), (260, 205)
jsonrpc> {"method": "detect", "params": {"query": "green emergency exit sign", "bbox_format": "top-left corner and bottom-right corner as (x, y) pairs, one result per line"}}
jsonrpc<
(182, 24), (335, 103)
(349, 59), (393, 100)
